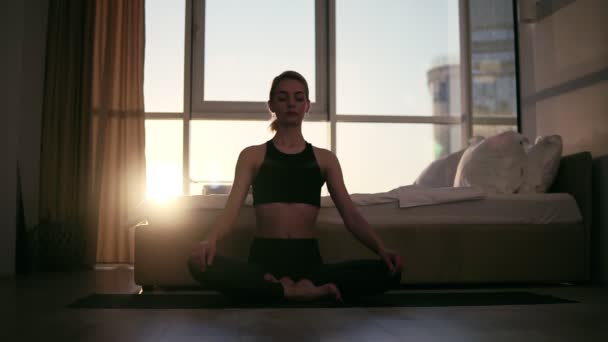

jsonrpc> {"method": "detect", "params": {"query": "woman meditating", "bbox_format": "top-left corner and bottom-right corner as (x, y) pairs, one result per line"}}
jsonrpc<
(189, 71), (403, 302)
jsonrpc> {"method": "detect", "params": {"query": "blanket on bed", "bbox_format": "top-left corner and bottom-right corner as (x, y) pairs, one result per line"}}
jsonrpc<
(320, 185), (485, 208)
(130, 186), (486, 226)
(392, 185), (485, 208)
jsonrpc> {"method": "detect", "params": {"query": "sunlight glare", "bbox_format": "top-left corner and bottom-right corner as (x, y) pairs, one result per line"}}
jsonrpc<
(146, 163), (182, 203)
(205, 162), (223, 183)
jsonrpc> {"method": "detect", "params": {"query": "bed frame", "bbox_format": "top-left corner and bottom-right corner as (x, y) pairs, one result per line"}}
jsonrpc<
(133, 152), (592, 288)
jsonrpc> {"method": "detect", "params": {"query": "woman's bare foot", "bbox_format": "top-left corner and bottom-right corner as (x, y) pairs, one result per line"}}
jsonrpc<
(263, 273), (279, 283)
(283, 278), (342, 302)
(262, 273), (296, 287)
(279, 277), (295, 287)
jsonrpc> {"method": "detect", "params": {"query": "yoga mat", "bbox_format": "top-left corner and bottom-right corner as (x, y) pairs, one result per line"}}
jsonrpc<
(68, 291), (576, 309)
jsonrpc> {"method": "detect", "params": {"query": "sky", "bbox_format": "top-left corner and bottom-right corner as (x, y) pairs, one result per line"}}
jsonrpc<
(143, 0), (463, 199)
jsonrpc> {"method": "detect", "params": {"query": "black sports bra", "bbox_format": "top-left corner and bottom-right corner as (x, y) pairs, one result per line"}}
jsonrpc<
(251, 140), (325, 207)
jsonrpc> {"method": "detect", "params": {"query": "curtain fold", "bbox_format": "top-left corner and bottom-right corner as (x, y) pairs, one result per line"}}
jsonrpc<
(37, 0), (95, 270)
(38, 0), (146, 268)
(92, 0), (146, 263)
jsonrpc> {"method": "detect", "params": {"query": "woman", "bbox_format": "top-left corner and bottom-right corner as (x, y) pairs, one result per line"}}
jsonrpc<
(189, 71), (403, 303)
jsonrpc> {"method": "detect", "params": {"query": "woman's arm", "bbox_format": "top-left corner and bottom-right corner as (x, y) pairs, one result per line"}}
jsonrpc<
(206, 146), (257, 242)
(322, 149), (402, 273)
(191, 146), (259, 270)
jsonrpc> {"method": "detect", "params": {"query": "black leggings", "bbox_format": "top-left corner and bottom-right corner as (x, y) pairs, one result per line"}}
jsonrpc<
(188, 238), (401, 301)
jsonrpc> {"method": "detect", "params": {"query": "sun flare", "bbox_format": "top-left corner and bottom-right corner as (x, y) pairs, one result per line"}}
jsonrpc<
(146, 164), (182, 203)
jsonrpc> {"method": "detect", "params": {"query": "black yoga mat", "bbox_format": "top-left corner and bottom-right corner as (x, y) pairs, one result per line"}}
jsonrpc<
(68, 291), (576, 309)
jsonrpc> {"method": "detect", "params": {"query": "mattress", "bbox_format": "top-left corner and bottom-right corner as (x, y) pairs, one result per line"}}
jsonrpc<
(317, 193), (582, 225)
(137, 193), (582, 227)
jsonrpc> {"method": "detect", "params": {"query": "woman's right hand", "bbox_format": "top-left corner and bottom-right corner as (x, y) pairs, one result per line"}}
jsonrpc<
(190, 239), (217, 272)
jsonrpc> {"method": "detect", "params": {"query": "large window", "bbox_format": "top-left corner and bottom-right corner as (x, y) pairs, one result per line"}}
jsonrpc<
(144, 0), (520, 198)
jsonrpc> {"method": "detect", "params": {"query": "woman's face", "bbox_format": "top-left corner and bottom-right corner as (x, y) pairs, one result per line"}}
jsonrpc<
(268, 79), (310, 128)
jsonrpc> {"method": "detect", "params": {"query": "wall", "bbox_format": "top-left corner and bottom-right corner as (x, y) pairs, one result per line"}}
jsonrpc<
(519, 0), (608, 283)
(20, 0), (48, 234)
(0, 1), (22, 277)
(519, 0), (608, 155)
(0, 0), (47, 277)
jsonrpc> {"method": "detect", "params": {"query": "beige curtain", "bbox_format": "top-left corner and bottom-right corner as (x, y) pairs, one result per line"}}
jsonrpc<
(92, 0), (146, 263)
(37, 0), (96, 270)
(39, 0), (145, 267)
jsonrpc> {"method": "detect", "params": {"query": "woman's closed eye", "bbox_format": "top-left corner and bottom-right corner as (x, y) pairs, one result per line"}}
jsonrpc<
(277, 96), (305, 103)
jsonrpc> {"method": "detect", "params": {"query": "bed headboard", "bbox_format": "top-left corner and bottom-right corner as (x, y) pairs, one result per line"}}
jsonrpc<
(549, 152), (593, 226)
(549, 151), (592, 280)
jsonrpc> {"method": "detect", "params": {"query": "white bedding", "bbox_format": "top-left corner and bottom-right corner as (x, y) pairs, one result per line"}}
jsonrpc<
(317, 193), (582, 225)
(138, 186), (485, 211)
(321, 185), (485, 208)
(132, 191), (581, 226)
(393, 185), (485, 208)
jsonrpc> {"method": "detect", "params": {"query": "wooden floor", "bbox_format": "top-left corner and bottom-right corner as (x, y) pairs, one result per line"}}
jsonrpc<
(2, 266), (608, 341)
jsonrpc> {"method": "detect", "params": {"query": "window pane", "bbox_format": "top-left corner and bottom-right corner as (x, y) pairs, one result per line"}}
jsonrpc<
(433, 124), (464, 157)
(337, 123), (462, 193)
(472, 124), (517, 138)
(144, 0), (186, 113)
(144, 0), (185, 112)
(469, 0), (518, 119)
(204, 0), (316, 102)
(189, 120), (329, 195)
(145, 120), (183, 199)
(336, 0), (461, 116)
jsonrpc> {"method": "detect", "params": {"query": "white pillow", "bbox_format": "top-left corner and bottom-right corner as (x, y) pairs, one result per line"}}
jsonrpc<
(413, 136), (483, 188)
(519, 135), (562, 193)
(414, 149), (465, 187)
(454, 131), (528, 194)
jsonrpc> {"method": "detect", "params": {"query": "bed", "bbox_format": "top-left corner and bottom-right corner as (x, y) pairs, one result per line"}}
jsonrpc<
(133, 152), (592, 288)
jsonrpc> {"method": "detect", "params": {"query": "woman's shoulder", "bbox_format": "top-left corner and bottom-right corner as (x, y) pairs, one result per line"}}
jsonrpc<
(239, 143), (267, 162)
(311, 145), (331, 155)
(312, 146), (339, 167)
(242, 142), (266, 152)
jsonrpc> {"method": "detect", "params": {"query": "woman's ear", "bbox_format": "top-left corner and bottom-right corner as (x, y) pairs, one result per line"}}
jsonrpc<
(267, 101), (274, 113)
(304, 100), (311, 113)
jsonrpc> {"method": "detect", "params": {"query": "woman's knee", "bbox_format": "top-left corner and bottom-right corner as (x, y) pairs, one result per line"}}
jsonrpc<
(188, 254), (213, 278)
(187, 255), (201, 275)
(365, 259), (392, 274)
(369, 259), (401, 284)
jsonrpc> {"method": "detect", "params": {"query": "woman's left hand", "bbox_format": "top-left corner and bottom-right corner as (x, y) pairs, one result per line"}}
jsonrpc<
(379, 249), (403, 275)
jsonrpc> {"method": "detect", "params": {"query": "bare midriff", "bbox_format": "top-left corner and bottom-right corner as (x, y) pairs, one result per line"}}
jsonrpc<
(254, 202), (319, 239)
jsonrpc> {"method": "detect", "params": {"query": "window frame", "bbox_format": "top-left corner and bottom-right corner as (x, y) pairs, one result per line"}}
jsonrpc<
(144, 0), (520, 195)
